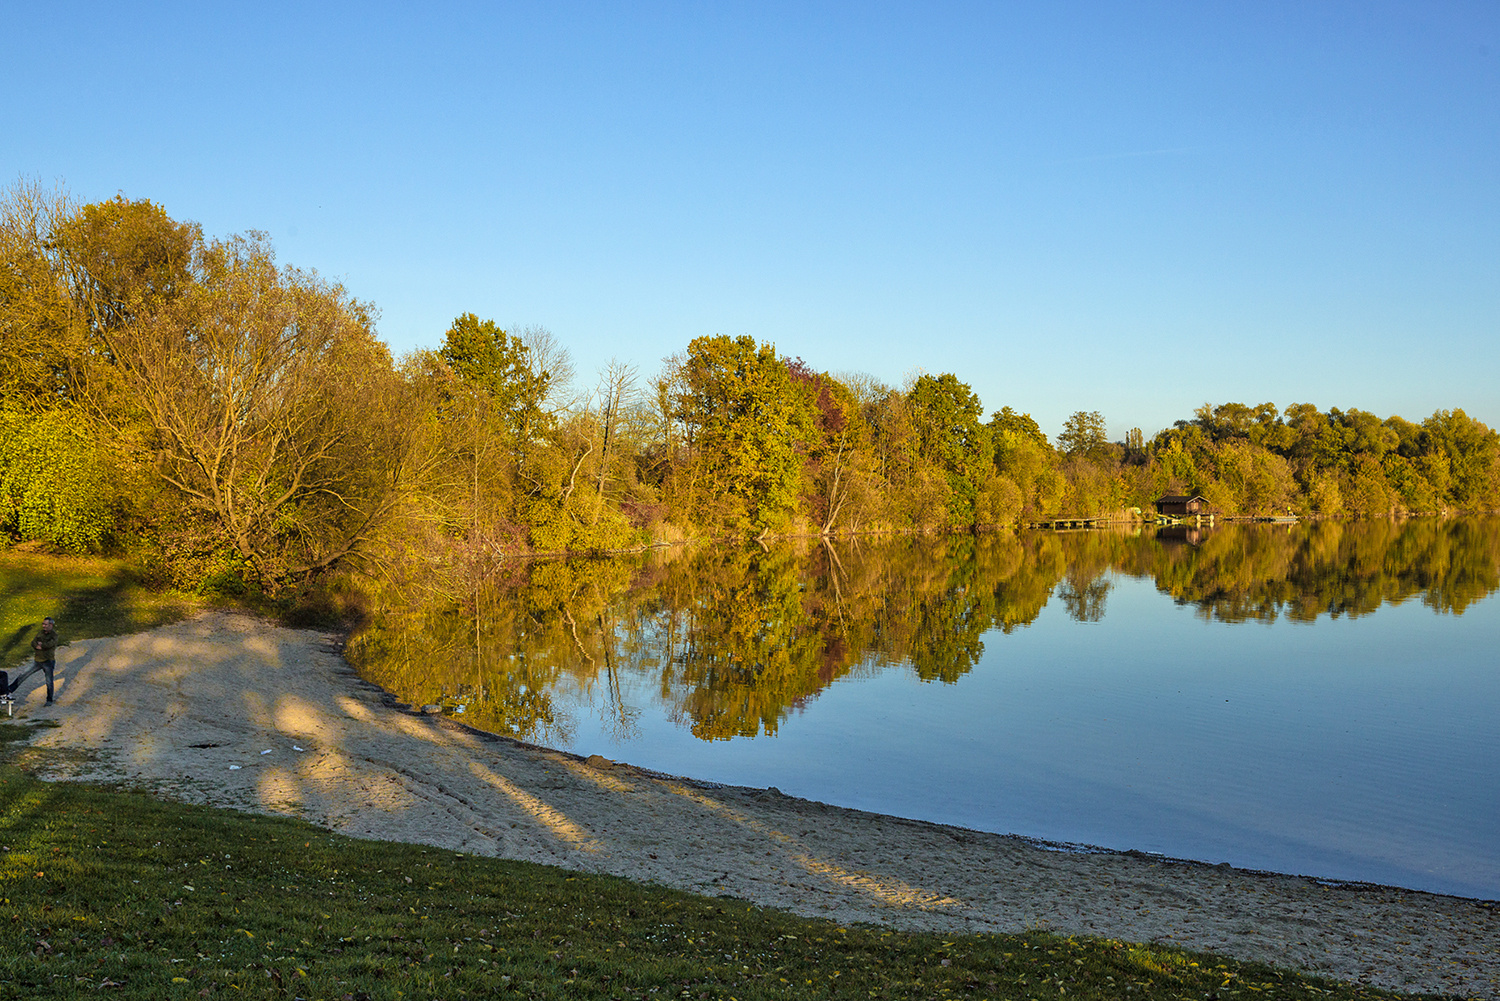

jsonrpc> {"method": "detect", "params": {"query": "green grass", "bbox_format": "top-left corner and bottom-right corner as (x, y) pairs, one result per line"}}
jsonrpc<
(0, 756), (1435, 1001)
(0, 551), (201, 667)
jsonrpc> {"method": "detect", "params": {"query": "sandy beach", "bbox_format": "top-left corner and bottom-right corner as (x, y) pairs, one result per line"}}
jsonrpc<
(8, 611), (1496, 998)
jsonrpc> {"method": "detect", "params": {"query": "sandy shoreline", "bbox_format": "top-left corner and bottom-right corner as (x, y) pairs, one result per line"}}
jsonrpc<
(9, 611), (1497, 998)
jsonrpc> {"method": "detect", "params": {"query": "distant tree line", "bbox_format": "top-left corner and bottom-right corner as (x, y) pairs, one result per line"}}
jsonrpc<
(2, 184), (1498, 597)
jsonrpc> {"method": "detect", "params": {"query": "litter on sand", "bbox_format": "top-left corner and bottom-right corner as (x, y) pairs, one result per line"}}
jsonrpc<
(228, 765), (241, 770)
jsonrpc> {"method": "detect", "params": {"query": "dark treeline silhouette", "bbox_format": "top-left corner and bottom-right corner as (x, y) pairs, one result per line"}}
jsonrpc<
(347, 517), (1500, 743)
(4, 186), (1499, 599)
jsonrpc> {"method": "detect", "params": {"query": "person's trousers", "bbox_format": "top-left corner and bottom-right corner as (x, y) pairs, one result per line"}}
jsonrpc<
(1, 661), (54, 702)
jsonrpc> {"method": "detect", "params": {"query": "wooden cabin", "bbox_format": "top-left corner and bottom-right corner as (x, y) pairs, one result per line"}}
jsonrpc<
(1154, 494), (1209, 516)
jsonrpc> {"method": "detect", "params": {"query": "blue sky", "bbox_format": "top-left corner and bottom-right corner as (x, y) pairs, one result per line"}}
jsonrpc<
(5, 1), (1497, 440)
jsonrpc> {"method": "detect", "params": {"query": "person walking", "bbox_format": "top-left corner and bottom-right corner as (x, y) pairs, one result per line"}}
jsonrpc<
(1, 616), (59, 705)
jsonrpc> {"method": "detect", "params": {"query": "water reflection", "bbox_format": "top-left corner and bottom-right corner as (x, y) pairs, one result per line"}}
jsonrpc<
(349, 516), (1500, 744)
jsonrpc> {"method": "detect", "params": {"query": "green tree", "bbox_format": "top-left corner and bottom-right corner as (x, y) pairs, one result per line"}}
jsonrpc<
(675, 335), (814, 534)
(439, 313), (550, 454)
(989, 406), (1048, 450)
(989, 407), (1056, 518)
(1421, 409), (1500, 508)
(1057, 410), (1108, 459)
(907, 373), (991, 527)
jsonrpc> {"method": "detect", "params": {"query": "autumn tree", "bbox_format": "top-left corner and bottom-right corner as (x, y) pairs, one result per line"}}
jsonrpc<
(783, 359), (879, 534)
(436, 314), (624, 554)
(1421, 409), (1500, 508)
(0, 185), (186, 549)
(1057, 410), (1108, 459)
(522, 358), (643, 553)
(673, 335), (814, 534)
(87, 226), (429, 592)
(591, 358), (640, 505)
(989, 406), (1055, 517)
(0, 181), (85, 403)
(901, 373), (994, 527)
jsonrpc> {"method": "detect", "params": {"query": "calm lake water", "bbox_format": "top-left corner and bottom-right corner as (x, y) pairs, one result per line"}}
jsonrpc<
(351, 517), (1500, 900)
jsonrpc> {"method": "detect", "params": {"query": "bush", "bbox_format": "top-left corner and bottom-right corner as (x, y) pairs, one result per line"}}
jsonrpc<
(0, 405), (121, 552)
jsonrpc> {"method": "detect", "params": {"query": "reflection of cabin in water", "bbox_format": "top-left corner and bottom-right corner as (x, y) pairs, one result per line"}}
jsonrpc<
(1154, 494), (1209, 516)
(1156, 524), (1207, 545)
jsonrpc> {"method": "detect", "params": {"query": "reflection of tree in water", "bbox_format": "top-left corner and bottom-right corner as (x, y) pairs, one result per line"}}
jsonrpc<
(1058, 574), (1112, 622)
(1129, 516), (1500, 622)
(346, 516), (1500, 744)
(597, 609), (642, 742)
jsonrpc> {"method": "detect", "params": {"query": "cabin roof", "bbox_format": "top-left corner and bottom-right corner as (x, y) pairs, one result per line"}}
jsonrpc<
(1155, 494), (1207, 504)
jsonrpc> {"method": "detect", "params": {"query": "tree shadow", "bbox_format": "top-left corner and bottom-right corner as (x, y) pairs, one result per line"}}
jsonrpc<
(0, 624), (31, 664)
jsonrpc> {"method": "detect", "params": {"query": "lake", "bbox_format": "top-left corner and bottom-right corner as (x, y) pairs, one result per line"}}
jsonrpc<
(349, 516), (1500, 900)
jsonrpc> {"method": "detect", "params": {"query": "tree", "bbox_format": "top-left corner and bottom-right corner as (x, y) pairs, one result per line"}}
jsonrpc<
(1421, 409), (1500, 508)
(53, 193), (197, 334)
(906, 373), (991, 527)
(520, 356), (644, 552)
(1057, 410), (1107, 459)
(1, 187), (200, 554)
(518, 324), (576, 414)
(989, 406), (1049, 452)
(0, 403), (122, 551)
(784, 360), (875, 534)
(92, 228), (426, 592)
(440, 313), (550, 453)
(675, 335), (814, 533)
(1332, 408), (1397, 467)
(592, 358), (638, 505)
(988, 406), (1056, 518)
(1284, 403), (1346, 477)
(0, 180), (84, 403)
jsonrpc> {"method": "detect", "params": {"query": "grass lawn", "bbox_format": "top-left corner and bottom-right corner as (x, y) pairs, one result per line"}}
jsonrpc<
(0, 551), (200, 668)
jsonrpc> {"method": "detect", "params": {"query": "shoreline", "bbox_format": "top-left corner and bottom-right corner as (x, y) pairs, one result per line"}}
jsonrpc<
(466, 718), (1496, 910)
(12, 611), (1499, 998)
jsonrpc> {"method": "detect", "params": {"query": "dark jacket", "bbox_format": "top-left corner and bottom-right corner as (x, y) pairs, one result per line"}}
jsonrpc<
(31, 627), (57, 664)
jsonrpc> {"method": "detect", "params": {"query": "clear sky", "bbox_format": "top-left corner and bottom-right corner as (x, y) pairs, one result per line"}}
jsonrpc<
(5, 1), (1497, 441)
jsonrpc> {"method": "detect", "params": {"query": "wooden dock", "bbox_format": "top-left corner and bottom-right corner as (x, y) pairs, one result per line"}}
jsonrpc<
(1027, 516), (1101, 530)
